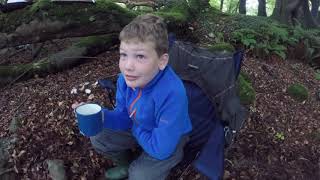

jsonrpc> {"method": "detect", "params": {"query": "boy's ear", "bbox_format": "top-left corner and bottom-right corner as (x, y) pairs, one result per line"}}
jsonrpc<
(158, 53), (169, 70)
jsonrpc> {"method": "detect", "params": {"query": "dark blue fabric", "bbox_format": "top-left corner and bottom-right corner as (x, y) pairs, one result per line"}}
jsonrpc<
(183, 81), (224, 180)
(233, 50), (244, 79)
(193, 120), (225, 180)
(168, 33), (176, 49)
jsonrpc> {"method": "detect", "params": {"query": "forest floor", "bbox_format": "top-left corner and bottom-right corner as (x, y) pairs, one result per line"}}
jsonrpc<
(0, 36), (320, 180)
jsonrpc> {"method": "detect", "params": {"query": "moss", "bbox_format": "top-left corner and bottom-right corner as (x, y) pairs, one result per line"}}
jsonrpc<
(156, 0), (190, 22)
(206, 43), (235, 53)
(287, 83), (309, 102)
(76, 35), (115, 48)
(155, 12), (187, 22)
(240, 72), (251, 84)
(238, 73), (256, 105)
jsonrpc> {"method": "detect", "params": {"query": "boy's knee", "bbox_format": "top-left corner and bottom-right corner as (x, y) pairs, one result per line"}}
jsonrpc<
(89, 135), (106, 154)
(128, 163), (147, 180)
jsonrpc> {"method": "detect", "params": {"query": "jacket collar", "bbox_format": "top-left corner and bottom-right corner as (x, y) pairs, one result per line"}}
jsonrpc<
(133, 66), (168, 92)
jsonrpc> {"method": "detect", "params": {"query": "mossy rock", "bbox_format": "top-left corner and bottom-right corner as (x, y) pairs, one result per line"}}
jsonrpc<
(207, 42), (235, 53)
(238, 73), (255, 105)
(287, 83), (309, 102)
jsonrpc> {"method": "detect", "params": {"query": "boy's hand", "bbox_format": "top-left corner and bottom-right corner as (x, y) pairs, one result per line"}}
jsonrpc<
(71, 101), (86, 117)
(71, 101), (85, 110)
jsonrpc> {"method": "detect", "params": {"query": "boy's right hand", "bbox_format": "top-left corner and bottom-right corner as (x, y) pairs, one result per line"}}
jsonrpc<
(71, 101), (86, 116)
(71, 101), (85, 110)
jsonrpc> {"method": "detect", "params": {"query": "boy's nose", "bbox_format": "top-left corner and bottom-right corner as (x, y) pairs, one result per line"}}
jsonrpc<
(125, 58), (135, 71)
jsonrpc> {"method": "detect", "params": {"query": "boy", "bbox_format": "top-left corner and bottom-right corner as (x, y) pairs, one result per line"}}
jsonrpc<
(90, 14), (192, 180)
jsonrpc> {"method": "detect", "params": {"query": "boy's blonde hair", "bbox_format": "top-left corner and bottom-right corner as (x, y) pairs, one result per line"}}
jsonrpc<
(119, 14), (168, 57)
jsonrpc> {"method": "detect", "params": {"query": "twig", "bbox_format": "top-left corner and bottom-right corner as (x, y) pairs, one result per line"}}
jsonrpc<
(8, 47), (28, 58)
(0, 168), (14, 176)
(3, 65), (34, 90)
(11, 96), (30, 117)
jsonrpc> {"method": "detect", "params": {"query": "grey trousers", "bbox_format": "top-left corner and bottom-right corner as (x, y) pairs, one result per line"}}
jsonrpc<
(90, 128), (188, 180)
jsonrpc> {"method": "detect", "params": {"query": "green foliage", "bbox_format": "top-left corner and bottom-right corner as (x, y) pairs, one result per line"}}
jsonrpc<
(275, 132), (285, 141)
(315, 70), (320, 81)
(231, 24), (288, 59)
(290, 25), (320, 67)
(156, 0), (190, 22)
(238, 73), (256, 105)
(240, 71), (251, 83)
(287, 83), (309, 102)
(30, 0), (52, 13)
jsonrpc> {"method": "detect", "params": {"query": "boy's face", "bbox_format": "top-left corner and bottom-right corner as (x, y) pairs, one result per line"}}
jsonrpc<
(119, 39), (168, 88)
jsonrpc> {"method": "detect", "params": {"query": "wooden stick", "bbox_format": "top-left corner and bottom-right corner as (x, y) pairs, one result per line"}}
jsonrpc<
(0, 168), (14, 176)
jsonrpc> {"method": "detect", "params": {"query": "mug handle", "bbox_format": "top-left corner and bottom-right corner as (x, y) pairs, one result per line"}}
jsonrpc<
(101, 109), (105, 123)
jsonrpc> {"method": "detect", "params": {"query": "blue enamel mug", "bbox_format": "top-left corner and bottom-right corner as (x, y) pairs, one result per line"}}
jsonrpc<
(75, 103), (103, 137)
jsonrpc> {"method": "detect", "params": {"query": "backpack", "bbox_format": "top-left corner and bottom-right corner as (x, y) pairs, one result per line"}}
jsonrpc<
(168, 40), (247, 147)
(168, 40), (247, 179)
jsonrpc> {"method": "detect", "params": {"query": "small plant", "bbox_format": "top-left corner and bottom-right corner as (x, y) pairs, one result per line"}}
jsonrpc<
(287, 83), (309, 102)
(231, 23), (289, 60)
(275, 132), (285, 141)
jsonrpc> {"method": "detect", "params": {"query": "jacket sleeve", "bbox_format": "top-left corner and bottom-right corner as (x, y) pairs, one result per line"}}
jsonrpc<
(132, 91), (192, 160)
(103, 75), (132, 130)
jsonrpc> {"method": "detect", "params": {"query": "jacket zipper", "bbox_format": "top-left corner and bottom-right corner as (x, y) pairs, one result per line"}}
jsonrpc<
(129, 89), (142, 124)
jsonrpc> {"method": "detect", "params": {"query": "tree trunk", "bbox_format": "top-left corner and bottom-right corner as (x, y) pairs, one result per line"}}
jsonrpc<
(0, 0), (195, 86)
(258, 0), (267, 16)
(272, 0), (282, 18)
(0, 0), (191, 49)
(239, 0), (246, 14)
(311, 0), (319, 18)
(220, 0), (224, 11)
(271, 0), (318, 28)
(0, 34), (119, 87)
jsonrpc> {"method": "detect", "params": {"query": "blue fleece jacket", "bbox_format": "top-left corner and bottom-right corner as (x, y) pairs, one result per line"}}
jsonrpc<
(102, 66), (192, 160)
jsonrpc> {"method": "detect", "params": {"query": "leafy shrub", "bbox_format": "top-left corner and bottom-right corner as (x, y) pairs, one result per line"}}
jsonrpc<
(231, 23), (288, 59)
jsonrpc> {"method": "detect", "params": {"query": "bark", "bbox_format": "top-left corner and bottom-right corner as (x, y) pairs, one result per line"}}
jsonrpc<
(272, 0), (281, 18)
(258, 0), (266, 16)
(311, 0), (319, 18)
(239, 0), (246, 14)
(0, 34), (119, 87)
(271, 0), (318, 28)
(220, 0), (224, 11)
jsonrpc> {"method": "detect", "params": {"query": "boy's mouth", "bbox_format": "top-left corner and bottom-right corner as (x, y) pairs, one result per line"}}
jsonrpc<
(125, 75), (139, 81)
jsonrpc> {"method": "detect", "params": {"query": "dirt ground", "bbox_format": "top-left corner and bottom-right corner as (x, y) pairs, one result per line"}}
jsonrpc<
(0, 40), (320, 179)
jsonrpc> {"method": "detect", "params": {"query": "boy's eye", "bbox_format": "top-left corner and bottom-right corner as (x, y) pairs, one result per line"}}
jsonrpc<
(119, 53), (127, 58)
(136, 54), (145, 60)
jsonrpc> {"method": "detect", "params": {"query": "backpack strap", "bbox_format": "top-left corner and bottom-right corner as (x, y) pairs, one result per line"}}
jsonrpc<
(98, 78), (116, 108)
